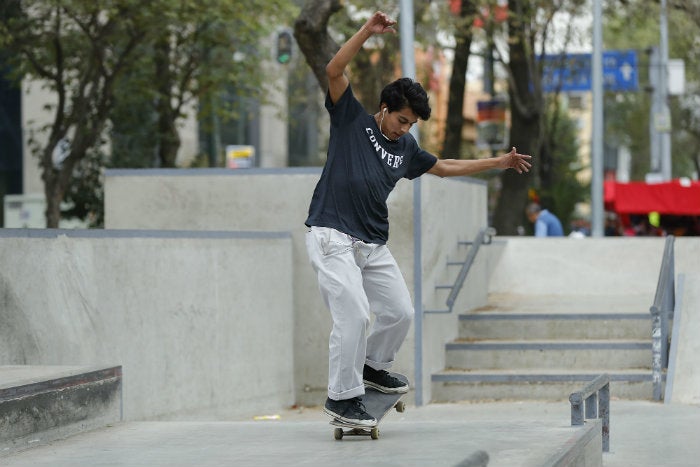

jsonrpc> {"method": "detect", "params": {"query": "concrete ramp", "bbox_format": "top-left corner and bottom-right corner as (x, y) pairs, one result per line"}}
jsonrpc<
(666, 273), (700, 404)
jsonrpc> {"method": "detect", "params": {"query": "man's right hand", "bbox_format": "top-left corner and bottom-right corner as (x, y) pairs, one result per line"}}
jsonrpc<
(363, 11), (397, 36)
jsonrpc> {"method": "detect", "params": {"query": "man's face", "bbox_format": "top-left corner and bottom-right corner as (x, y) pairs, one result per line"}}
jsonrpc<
(381, 106), (419, 141)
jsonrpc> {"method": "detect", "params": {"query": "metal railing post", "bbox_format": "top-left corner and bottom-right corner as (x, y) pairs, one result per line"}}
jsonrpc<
(650, 235), (675, 401)
(599, 383), (610, 452)
(569, 374), (610, 452)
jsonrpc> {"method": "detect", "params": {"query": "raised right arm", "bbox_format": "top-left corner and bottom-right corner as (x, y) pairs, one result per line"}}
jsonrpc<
(326, 11), (396, 104)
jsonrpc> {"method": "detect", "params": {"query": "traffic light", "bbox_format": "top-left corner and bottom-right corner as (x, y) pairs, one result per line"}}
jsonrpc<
(276, 31), (292, 64)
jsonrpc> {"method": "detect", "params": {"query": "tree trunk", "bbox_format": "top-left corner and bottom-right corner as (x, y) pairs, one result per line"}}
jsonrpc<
(41, 88), (113, 227)
(491, 0), (538, 235)
(43, 173), (62, 229)
(293, 0), (344, 91)
(43, 151), (78, 228)
(154, 33), (181, 167)
(442, 0), (477, 158)
(157, 116), (181, 168)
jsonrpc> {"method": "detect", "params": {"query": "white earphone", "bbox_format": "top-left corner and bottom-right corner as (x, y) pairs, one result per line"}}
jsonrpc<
(379, 107), (395, 142)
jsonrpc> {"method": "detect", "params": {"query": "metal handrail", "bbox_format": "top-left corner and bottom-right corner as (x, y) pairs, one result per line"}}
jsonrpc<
(444, 227), (496, 312)
(650, 235), (675, 401)
(569, 373), (610, 452)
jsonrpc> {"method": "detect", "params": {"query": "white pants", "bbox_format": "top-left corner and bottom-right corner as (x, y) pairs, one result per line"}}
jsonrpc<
(306, 226), (414, 400)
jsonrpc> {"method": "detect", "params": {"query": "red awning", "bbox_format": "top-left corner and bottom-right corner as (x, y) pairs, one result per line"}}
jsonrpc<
(604, 180), (700, 215)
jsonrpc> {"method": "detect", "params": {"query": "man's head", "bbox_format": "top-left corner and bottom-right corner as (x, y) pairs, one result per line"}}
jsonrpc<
(379, 78), (431, 120)
(525, 202), (542, 223)
(376, 78), (431, 141)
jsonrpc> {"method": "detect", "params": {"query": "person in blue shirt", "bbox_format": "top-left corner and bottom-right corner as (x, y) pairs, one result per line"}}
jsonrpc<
(305, 11), (532, 428)
(526, 202), (564, 236)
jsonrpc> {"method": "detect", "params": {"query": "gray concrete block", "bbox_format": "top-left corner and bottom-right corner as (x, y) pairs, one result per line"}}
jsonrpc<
(0, 366), (122, 456)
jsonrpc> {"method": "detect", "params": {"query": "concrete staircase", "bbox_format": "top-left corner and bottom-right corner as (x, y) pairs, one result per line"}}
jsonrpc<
(431, 294), (655, 402)
(0, 365), (122, 456)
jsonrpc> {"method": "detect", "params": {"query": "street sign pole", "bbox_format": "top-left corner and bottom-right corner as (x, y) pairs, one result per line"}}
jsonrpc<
(401, 0), (425, 409)
(659, 0), (672, 181)
(591, 0), (604, 237)
(400, 0), (418, 142)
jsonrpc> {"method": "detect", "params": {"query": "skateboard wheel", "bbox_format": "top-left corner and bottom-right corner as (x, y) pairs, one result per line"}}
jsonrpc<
(395, 401), (405, 413)
(334, 428), (344, 440)
(370, 427), (379, 440)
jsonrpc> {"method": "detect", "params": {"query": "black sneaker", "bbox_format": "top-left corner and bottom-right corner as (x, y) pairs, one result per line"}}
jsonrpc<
(363, 365), (409, 394)
(323, 397), (377, 427)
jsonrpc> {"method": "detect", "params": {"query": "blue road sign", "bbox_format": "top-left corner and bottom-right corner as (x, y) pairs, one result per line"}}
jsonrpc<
(603, 50), (638, 91)
(540, 50), (638, 93)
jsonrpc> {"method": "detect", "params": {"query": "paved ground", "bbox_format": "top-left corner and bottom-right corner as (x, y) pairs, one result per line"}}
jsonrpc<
(3, 399), (699, 467)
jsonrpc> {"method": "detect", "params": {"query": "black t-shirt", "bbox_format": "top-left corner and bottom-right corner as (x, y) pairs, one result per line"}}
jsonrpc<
(305, 85), (437, 244)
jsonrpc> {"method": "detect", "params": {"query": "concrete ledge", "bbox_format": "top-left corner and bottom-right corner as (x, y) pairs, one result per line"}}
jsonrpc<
(0, 228), (290, 240)
(0, 365), (122, 456)
(104, 167), (322, 177)
(543, 419), (602, 467)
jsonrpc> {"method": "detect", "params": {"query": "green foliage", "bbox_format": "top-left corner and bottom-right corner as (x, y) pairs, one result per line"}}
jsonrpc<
(538, 96), (586, 233)
(604, 0), (700, 180)
(110, 0), (297, 169)
(1, 0), (297, 226)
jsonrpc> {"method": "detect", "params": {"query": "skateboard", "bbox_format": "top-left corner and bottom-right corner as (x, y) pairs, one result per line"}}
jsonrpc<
(330, 372), (408, 440)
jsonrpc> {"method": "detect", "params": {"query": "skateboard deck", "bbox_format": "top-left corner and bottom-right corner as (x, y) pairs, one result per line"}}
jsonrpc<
(330, 372), (408, 440)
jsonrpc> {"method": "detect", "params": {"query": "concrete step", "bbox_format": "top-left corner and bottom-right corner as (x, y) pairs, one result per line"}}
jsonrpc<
(0, 365), (122, 456)
(431, 369), (655, 402)
(445, 339), (652, 370)
(458, 312), (650, 340)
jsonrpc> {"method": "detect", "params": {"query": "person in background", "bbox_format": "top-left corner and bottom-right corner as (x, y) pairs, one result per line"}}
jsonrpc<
(526, 202), (564, 237)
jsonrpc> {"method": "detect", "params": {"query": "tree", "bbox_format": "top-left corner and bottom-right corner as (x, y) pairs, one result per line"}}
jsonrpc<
(0, 0), (153, 227)
(537, 96), (586, 233)
(96, 0), (297, 192)
(442, 0), (478, 158)
(137, 0), (294, 168)
(294, 1), (437, 111)
(605, 0), (700, 181)
(1, 0), (296, 227)
(292, 0), (593, 233)
(293, 0), (344, 92)
(489, 0), (587, 235)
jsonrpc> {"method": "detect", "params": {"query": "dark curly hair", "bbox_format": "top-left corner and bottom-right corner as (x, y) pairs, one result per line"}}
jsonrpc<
(379, 78), (431, 121)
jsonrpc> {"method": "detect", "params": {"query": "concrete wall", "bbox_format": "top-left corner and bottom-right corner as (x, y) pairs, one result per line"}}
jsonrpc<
(104, 168), (330, 405)
(0, 229), (294, 421)
(487, 237), (670, 299)
(667, 273), (700, 405)
(103, 168), (492, 406)
(6, 167), (700, 417)
(416, 176), (492, 403)
(666, 238), (700, 404)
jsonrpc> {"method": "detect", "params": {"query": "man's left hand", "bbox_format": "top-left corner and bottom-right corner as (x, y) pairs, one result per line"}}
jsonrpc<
(500, 147), (532, 174)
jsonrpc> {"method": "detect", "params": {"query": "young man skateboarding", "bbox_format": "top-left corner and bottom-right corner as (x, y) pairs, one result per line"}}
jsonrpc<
(305, 11), (532, 427)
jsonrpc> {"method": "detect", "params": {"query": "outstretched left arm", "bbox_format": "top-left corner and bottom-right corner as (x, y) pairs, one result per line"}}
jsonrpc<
(427, 147), (532, 177)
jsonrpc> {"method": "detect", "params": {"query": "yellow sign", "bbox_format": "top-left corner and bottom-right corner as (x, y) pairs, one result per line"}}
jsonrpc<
(226, 145), (255, 169)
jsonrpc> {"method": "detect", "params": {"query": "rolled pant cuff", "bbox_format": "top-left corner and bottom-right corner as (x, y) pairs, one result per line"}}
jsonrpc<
(328, 385), (365, 401)
(365, 358), (393, 371)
